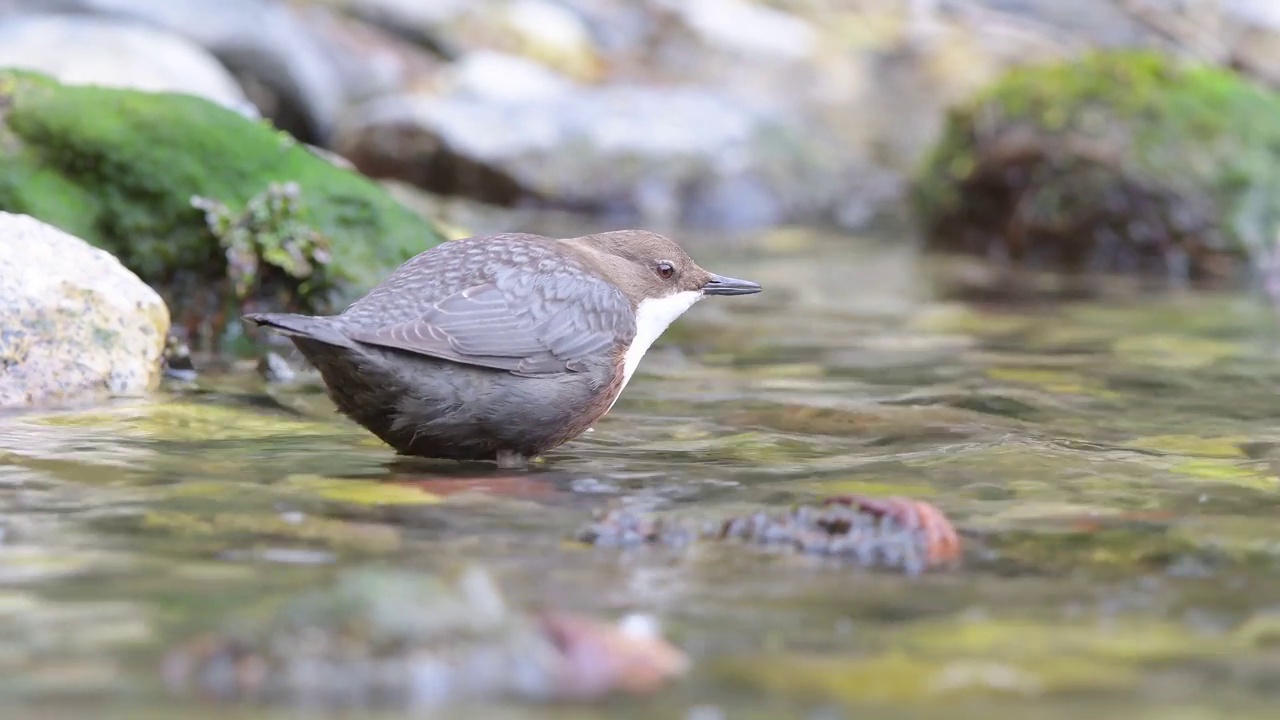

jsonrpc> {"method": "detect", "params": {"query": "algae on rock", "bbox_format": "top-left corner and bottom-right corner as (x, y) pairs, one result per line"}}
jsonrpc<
(191, 181), (332, 303)
(0, 69), (446, 342)
(911, 50), (1280, 286)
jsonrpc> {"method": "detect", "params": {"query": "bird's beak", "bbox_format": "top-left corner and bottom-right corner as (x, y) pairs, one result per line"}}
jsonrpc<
(703, 273), (761, 296)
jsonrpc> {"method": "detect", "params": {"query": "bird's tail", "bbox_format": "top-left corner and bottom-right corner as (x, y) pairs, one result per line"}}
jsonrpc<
(242, 312), (356, 349)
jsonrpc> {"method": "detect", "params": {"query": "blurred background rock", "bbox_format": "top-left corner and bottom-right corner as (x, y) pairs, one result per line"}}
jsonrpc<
(3, 0), (1276, 235)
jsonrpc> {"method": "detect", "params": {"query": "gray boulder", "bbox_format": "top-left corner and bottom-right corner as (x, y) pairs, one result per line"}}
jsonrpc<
(330, 0), (599, 77)
(0, 0), (345, 142)
(0, 14), (256, 116)
(333, 52), (857, 230)
(0, 213), (170, 407)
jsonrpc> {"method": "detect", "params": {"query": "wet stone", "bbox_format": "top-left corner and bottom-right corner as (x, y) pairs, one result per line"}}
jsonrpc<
(161, 337), (198, 382)
(161, 566), (688, 708)
(577, 499), (957, 575)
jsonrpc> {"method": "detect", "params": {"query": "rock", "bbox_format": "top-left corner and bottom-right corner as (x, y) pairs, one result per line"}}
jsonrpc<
(292, 2), (451, 106)
(162, 567), (687, 707)
(555, 0), (829, 114)
(911, 50), (1280, 286)
(324, 0), (1280, 235)
(11, 0), (457, 143)
(329, 0), (469, 42)
(335, 64), (847, 229)
(329, 0), (1093, 231)
(0, 70), (447, 347)
(380, 178), (585, 241)
(661, 0), (818, 62)
(0, 0), (349, 143)
(0, 212), (169, 407)
(162, 337), (198, 382)
(1113, 0), (1280, 87)
(578, 495), (962, 574)
(1212, 0), (1280, 89)
(7, 0), (1278, 238)
(495, 0), (601, 79)
(1226, 0), (1280, 29)
(0, 14), (256, 117)
(331, 0), (601, 80)
(447, 49), (575, 103)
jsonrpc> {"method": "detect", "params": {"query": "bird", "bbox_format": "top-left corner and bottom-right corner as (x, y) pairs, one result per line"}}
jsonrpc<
(244, 229), (761, 468)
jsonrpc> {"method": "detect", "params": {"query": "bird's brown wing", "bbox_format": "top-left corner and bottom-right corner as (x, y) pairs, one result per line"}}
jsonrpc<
(343, 276), (636, 376)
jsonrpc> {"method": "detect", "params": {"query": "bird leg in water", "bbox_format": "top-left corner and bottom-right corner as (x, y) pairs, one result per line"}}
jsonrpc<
(496, 450), (531, 470)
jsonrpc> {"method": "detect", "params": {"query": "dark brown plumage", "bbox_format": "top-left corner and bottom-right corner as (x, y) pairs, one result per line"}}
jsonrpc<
(245, 230), (760, 468)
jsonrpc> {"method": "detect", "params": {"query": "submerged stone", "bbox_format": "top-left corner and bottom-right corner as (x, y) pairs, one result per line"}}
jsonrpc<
(578, 496), (962, 575)
(162, 566), (687, 707)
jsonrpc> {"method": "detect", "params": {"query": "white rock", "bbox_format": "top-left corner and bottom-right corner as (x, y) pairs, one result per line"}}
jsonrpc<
(336, 0), (470, 28)
(0, 14), (255, 115)
(665, 0), (817, 61)
(1, 0), (346, 140)
(0, 213), (170, 407)
(338, 80), (787, 228)
(1225, 0), (1280, 31)
(446, 51), (575, 103)
(502, 0), (595, 55)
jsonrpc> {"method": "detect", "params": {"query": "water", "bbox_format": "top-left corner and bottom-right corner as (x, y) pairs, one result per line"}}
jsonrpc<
(5, 229), (1280, 719)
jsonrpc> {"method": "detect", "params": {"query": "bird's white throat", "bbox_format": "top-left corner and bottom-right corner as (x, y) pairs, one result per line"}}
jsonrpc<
(617, 289), (703, 397)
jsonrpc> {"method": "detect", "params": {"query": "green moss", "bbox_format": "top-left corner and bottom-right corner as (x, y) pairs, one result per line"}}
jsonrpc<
(0, 70), (446, 317)
(911, 50), (1280, 279)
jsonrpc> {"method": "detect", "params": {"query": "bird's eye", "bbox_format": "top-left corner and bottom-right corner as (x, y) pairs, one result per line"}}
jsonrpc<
(656, 261), (675, 280)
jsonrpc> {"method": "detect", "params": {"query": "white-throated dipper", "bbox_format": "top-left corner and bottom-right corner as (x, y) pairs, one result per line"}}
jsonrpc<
(244, 230), (760, 468)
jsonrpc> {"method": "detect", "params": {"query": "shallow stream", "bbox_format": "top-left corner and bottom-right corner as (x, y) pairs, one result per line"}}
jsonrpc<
(6, 229), (1280, 719)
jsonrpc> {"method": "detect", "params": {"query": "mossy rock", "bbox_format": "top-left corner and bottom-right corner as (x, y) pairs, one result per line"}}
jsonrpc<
(0, 69), (446, 344)
(911, 50), (1280, 285)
